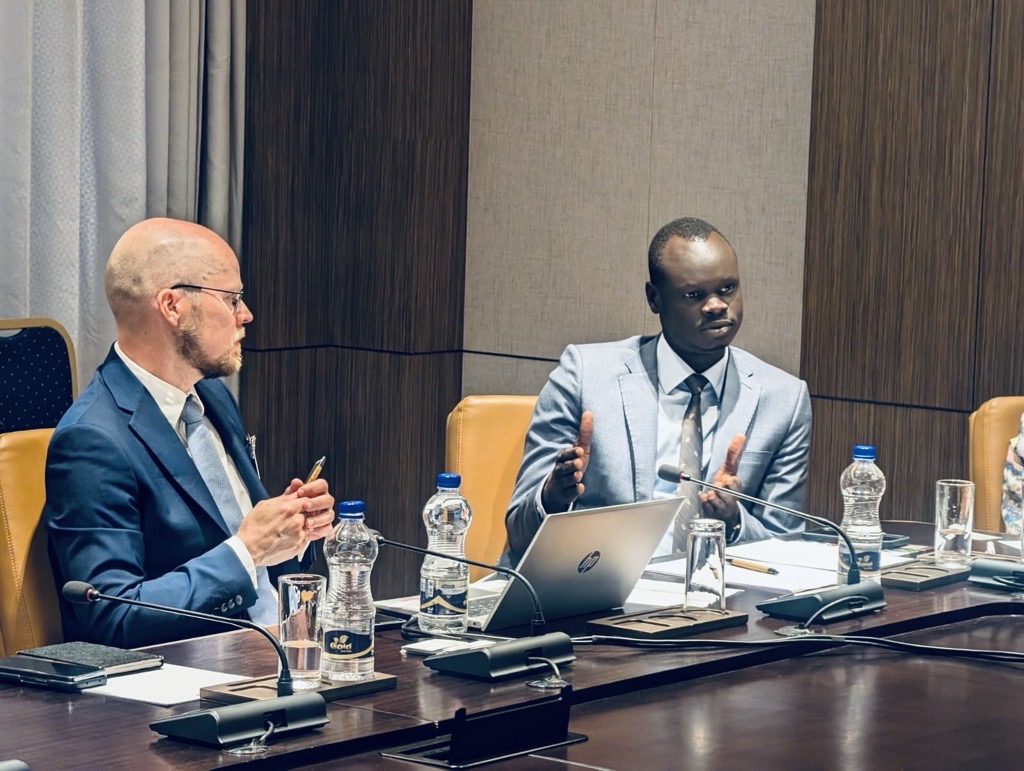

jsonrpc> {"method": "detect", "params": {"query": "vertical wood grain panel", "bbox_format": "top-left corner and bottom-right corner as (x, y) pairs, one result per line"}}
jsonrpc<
(802, 0), (990, 411)
(975, 0), (1024, 403)
(244, 0), (470, 353)
(806, 399), (967, 523)
(802, 0), (994, 520)
(242, 1), (471, 597)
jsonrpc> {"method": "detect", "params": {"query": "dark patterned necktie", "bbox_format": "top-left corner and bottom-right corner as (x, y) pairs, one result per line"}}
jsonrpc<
(673, 373), (709, 553)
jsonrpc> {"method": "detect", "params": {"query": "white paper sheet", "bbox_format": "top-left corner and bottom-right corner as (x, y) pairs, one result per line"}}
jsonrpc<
(85, 663), (247, 707)
(645, 537), (919, 594)
(725, 538), (917, 571)
(998, 538), (1022, 554)
(646, 556), (838, 593)
(624, 577), (742, 607)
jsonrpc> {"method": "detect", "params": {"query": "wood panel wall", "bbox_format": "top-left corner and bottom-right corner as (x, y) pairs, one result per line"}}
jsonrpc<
(975, 0), (1024, 402)
(802, 0), (1022, 523)
(240, 0), (472, 598)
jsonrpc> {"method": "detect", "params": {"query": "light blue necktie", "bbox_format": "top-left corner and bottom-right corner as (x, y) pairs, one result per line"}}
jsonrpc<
(674, 373), (709, 553)
(181, 395), (278, 626)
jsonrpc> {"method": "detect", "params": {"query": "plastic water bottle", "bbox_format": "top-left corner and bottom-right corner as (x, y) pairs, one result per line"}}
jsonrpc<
(838, 445), (886, 584)
(418, 472), (473, 634)
(321, 500), (378, 681)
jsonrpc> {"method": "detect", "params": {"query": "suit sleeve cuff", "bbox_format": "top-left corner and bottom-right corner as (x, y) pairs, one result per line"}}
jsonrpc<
(226, 535), (259, 589)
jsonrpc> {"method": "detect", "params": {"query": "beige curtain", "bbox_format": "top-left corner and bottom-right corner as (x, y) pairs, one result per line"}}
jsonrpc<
(0, 0), (246, 383)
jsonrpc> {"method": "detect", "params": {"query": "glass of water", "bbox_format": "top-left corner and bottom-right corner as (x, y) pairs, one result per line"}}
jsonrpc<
(685, 519), (726, 610)
(934, 480), (974, 568)
(278, 574), (326, 689)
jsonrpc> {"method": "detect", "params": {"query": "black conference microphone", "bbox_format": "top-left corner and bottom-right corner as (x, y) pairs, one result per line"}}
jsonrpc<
(657, 465), (885, 624)
(63, 580), (295, 696)
(372, 534), (574, 682)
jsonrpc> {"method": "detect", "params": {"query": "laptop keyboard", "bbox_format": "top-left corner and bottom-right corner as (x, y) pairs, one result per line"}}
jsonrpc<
(467, 594), (500, 618)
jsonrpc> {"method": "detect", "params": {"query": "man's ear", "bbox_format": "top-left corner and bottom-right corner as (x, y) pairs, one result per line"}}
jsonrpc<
(156, 287), (183, 327)
(645, 281), (661, 315)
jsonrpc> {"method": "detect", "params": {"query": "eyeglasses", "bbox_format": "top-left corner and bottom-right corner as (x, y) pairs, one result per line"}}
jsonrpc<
(171, 283), (246, 313)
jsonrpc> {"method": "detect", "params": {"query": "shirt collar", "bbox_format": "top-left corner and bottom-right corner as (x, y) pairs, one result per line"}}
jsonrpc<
(114, 342), (200, 430)
(656, 333), (729, 398)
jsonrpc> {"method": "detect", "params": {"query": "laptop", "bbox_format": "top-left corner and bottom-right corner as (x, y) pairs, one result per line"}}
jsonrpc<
(467, 497), (682, 631)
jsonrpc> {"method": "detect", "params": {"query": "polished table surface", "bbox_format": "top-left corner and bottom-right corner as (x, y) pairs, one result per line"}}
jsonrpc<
(327, 614), (1024, 769)
(2, 522), (1022, 768)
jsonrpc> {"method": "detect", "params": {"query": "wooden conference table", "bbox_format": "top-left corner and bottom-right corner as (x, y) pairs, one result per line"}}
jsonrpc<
(2, 522), (1023, 769)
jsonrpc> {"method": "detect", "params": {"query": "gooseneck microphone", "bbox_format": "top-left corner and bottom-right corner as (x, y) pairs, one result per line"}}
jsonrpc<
(371, 535), (547, 636)
(62, 580), (294, 696)
(657, 464), (862, 583)
(657, 465), (886, 625)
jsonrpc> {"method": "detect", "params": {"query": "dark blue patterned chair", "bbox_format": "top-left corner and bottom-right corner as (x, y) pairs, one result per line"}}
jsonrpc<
(0, 318), (78, 433)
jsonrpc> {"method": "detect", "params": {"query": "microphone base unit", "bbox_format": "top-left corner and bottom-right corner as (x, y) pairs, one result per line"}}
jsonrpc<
(201, 671), (397, 705)
(968, 557), (1024, 591)
(149, 692), (328, 749)
(423, 632), (575, 681)
(756, 581), (886, 623)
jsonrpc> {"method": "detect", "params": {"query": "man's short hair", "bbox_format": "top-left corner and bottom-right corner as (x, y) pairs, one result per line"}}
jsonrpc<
(647, 217), (730, 285)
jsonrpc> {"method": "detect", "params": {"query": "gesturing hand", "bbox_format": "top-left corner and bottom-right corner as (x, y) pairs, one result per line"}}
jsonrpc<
(700, 433), (746, 526)
(541, 411), (594, 514)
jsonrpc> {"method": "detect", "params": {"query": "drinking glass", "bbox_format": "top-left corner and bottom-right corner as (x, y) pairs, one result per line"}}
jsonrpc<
(278, 574), (326, 689)
(685, 519), (726, 610)
(934, 480), (974, 568)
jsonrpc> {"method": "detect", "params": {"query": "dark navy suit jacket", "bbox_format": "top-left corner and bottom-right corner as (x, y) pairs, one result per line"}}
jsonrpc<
(44, 347), (299, 647)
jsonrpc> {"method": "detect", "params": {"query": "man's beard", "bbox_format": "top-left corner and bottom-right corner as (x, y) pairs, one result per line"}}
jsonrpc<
(178, 312), (242, 379)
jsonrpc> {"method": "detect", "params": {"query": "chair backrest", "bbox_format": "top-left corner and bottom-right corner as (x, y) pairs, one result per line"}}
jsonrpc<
(968, 396), (1024, 533)
(0, 428), (63, 655)
(445, 395), (537, 579)
(0, 317), (78, 433)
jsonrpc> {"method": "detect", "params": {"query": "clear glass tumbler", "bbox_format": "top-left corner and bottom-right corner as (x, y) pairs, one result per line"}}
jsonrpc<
(685, 518), (726, 610)
(278, 573), (326, 688)
(934, 480), (974, 568)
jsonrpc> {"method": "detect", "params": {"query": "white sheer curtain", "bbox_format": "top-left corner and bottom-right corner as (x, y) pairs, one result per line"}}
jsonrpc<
(0, 0), (245, 384)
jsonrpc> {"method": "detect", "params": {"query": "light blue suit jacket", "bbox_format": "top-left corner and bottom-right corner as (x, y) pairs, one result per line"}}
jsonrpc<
(44, 347), (300, 647)
(505, 335), (811, 562)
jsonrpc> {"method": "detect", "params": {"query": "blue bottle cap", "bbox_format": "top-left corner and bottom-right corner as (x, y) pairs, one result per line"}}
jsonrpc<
(336, 500), (366, 518)
(436, 472), (461, 488)
(852, 445), (876, 461)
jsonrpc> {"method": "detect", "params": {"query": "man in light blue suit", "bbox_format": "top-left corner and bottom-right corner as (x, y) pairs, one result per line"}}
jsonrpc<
(44, 218), (336, 647)
(505, 217), (811, 564)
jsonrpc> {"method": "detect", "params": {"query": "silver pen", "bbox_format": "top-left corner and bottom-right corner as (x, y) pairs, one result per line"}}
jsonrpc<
(246, 434), (261, 480)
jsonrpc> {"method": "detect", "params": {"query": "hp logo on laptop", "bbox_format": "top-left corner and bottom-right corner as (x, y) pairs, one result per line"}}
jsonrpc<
(577, 551), (601, 573)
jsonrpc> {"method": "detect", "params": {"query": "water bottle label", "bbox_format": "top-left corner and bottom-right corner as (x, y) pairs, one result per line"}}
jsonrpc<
(323, 630), (373, 660)
(839, 547), (881, 573)
(419, 579), (468, 617)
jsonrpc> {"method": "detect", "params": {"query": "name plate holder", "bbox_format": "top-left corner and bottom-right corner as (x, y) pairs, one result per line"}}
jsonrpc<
(380, 686), (586, 768)
(586, 606), (748, 638)
(200, 671), (396, 704)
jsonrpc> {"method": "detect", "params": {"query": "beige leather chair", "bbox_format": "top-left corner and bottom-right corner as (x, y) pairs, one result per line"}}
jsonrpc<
(0, 428), (63, 655)
(968, 396), (1024, 533)
(445, 395), (537, 579)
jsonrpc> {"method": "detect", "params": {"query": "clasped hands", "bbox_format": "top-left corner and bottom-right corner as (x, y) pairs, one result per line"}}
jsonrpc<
(541, 410), (746, 531)
(237, 478), (335, 567)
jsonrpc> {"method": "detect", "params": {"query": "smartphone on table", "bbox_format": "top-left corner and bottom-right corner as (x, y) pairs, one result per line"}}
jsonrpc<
(0, 655), (107, 692)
